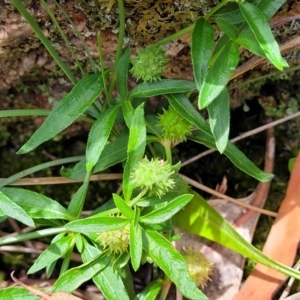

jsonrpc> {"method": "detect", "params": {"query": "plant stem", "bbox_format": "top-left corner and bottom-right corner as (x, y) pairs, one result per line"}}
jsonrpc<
(75, 170), (92, 218)
(0, 156), (84, 188)
(0, 228), (66, 246)
(97, 32), (109, 101)
(106, 0), (126, 104)
(60, 237), (75, 276)
(0, 109), (94, 123)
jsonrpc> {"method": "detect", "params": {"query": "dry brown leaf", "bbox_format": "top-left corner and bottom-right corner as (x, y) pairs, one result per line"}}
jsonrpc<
(234, 151), (300, 300)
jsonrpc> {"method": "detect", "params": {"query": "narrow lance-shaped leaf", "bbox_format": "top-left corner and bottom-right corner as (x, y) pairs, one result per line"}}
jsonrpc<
(216, 18), (239, 40)
(130, 208), (142, 271)
(167, 94), (273, 182)
(257, 0), (286, 21)
(129, 80), (196, 99)
(117, 45), (131, 100)
(133, 279), (163, 300)
(18, 73), (106, 154)
(174, 190), (300, 280)
(142, 229), (207, 300)
(238, 2), (287, 70)
(190, 130), (273, 182)
(53, 253), (110, 293)
(1, 187), (72, 220)
(113, 194), (134, 220)
(86, 105), (120, 171)
(235, 33), (266, 58)
(81, 239), (130, 300)
(199, 40), (239, 109)
(139, 194), (193, 224)
(192, 18), (214, 91)
(0, 191), (34, 227)
(65, 216), (130, 233)
(123, 103), (146, 201)
(67, 181), (89, 218)
(0, 286), (41, 300)
(207, 88), (230, 153)
(167, 93), (211, 135)
(28, 235), (72, 274)
(62, 135), (128, 180)
(122, 101), (134, 128)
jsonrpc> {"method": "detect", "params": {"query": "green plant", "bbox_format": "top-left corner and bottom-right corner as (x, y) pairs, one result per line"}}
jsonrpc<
(0, 0), (298, 299)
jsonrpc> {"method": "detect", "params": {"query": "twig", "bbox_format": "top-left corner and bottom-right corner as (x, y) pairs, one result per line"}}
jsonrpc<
(0, 173), (123, 186)
(181, 111), (300, 167)
(180, 174), (277, 217)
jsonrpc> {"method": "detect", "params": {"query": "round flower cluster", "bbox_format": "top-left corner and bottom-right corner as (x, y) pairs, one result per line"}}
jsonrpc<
(157, 108), (193, 142)
(182, 248), (213, 288)
(130, 46), (168, 82)
(97, 224), (130, 254)
(130, 157), (175, 197)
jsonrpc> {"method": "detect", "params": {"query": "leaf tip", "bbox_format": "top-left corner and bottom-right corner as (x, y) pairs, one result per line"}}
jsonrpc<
(16, 146), (29, 155)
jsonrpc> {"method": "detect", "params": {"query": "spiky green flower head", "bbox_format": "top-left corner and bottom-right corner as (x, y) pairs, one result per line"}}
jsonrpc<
(157, 107), (193, 142)
(182, 248), (213, 288)
(130, 157), (175, 197)
(97, 223), (130, 254)
(130, 46), (168, 82)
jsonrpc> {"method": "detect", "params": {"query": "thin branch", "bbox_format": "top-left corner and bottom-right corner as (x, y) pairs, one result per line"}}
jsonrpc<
(182, 111), (300, 167)
(180, 174), (277, 217)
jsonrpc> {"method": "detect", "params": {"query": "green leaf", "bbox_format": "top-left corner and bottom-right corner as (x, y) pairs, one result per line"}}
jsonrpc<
(129, 80), (196, 99)
(137, 191), (184, 207)
(0, 191), (34, 227)
(53, 253), (109, 293)
(140, 194), (193, 224)
(18, 73), (105, 154)
(190, 130), (273, 182)
(207, 88), (230, 153)
(174, 190), (300, 280)
(235, 33), (266, 57)
(142, 230), (207, 300)
(61, 135), (128, 180)
(122, 101), (134, 128)
(212, 2), (244, 24)
(28, 235), (72, 274)
(0, 286), (40, 300)
(65, 216), (130, 233)
(130, 209), (142, 271)
(238, 2), (286, 70)
(167, 93), (211, 135)
(67, 181), (89, 218)
(123, 103), (146, 201)
(257, 0), (286, 20)
(0, 187), (71, 221)
(117, 45), (131, 100)
(81, 240), (130, 300)
(216, 18), (239, 39)
(134, 279), (163, 300)
(86, 105), (120, 170)
(192, 18), (214, 91)
(167, 94), (272, 182)
(113, 194), (134, 219)
(199, 40), (239, 109)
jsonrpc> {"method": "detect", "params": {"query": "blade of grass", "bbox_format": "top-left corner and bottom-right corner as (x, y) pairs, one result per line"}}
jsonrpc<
(52, 0), (98, 74)
(11, 0), (76, 84)
(40, 0), (85, 76)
